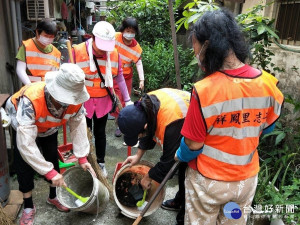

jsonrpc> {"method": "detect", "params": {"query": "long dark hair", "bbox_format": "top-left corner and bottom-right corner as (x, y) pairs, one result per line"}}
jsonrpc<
(192, 8), (250, 75)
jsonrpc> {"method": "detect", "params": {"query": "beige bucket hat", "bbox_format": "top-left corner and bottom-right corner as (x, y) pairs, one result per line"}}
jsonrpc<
(45, 63), (90, 105)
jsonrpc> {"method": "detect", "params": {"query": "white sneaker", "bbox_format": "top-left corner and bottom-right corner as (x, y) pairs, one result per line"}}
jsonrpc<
(123, 141), (139, 148)
(133, 141), (139, 148)
(99, 163), (108, 178)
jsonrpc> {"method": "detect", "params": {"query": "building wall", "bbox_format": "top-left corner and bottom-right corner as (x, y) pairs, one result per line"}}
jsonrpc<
(270, 45), (300, 99)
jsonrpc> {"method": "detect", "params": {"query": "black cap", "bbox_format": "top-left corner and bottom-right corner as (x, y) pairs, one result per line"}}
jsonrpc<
(117, 104), (147, 146)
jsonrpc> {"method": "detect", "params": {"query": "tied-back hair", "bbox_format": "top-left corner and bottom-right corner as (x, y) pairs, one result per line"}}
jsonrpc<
(119, 17), (140, 35)
(36, 19), (58, 36)
(139, 93), (159, 139)
(192, 8), (250, 75)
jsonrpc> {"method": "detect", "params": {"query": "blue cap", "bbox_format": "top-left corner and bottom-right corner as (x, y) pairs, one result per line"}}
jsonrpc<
(117, 104), (147, 146)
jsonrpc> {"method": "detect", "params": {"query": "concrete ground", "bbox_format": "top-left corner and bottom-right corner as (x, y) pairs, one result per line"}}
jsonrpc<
(9, 119), (180, 225)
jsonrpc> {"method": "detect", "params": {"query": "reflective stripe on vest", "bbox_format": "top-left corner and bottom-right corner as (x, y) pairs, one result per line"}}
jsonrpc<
(73, 41), (119, 97)
(28, 76), (43, 82)
(27, 64), (58, 71)
(119, 53), (133, 63)
(150, 88), (190, 147)
(160, 88), (189, 116)
(37, 112), (77, 123)
(115, 42), (141, 59)
(115, 32), (142, 74)
(202, 145), (256, 166)
(203, 96), (282, 133)
(194, 70), (284, 181)
(202, 96), (281, 121)
(11, 82), (82, 133)
(23, 39), (60, 78)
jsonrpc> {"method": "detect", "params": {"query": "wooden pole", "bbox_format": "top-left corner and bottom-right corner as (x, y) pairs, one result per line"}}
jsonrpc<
(132, 161), (181, 225)
(168, 0), (181, 89)
(66, 40), (74, 64)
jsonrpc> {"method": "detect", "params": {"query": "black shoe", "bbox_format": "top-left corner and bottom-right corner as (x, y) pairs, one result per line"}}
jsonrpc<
(161, 199), (181, 211)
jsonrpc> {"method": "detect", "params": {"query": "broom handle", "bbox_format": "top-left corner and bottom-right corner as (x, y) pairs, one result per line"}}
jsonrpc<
(132, 161), (181, 225)
(64, 186), (81, 199)
(66, 40), (74, 64)
(61, 40), (75, 145)
(63, 123), (67, 145)
(127, 146), (131, 156)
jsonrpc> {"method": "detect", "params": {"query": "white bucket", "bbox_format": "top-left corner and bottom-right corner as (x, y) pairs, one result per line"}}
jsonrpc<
(57, 166), (109, 214)
(113, 160), (166, 219)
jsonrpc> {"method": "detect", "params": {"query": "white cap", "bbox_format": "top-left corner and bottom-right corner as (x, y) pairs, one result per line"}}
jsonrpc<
(45, 63), (90, 105)
(92, 21), (116, 52)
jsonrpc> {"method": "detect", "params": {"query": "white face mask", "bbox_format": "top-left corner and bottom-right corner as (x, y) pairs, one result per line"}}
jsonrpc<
(38, 35), (54, 46)
(196, 45), (205, 67)
(123, 32), (135, 41)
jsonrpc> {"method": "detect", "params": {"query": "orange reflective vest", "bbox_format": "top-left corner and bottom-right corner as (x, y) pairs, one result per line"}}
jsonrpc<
(115, 32), (142, 75)
(11, 82), (82, 133)
(73, 42), (119, 97)
(149, 88), (190, 148)
(23, 39), (61, 82)
(194, 71), (284, 181)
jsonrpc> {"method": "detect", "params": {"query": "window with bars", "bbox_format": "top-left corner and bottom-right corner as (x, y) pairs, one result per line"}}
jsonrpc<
(275, 0), (300, 46)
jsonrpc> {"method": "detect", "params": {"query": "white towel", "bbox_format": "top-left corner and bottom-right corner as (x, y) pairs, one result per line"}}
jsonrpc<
(88, 38), (96, 72)
(105, 52), (113, 88)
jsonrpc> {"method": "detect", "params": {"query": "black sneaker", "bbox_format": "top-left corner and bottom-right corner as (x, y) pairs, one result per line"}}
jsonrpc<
(161, 199), (181, 211)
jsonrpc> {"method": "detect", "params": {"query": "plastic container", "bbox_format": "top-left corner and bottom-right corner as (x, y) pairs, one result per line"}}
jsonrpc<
(57, 167), (109, 214)
(113, 160), (166, 219)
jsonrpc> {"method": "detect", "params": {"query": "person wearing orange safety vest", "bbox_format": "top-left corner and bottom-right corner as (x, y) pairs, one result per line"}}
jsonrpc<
(73, 21), (132, 178)
(118, 88), (190, 224)
(5, 64), (95, 225)
(16, 19), (61, 85)
(112, 17), (144, 137)
(175, 9), (284, 225)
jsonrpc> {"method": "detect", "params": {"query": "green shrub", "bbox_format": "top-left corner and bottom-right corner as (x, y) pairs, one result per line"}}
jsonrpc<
(107, 0), (172, 45)
(254, 97), (300, 224)
(132, 39), (196, 92)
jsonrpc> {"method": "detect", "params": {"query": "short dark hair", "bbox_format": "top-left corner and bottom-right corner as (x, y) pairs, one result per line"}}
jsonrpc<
(192, 8), (250, 75)
(36, 19), (57, 36)
(119, 17), (140, 34)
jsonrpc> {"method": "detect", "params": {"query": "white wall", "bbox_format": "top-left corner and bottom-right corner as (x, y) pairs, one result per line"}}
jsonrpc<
(270, 45), (300, 100)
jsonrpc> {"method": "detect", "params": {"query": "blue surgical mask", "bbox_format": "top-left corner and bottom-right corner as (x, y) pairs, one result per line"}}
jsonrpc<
(123, 32), (135, 41)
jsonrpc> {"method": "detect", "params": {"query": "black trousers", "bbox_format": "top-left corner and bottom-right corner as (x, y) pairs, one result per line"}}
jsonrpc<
(13, 129), (60, 193)
(175, 162), (187, 225)
(86, 113), (108, 163)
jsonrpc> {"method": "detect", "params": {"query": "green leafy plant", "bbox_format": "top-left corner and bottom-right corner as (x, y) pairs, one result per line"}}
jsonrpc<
(133, 39), (196, 92)
(107, 0), (172, 45)
(176, 0), (219, 31)
(236, 3), (281, 73)
(254, 96), (300, 224)
(176, 1), (283, 73)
